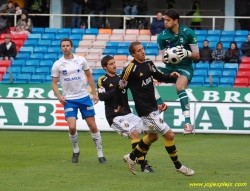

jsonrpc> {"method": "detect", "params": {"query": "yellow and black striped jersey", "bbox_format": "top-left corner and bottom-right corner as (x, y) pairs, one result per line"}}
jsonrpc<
(116, 59), (175, 117)
(97, 74), (131, 126)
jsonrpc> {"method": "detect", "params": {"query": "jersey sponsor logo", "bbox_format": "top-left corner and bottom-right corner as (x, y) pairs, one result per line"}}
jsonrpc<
(140, 73), (143, 76)
(141, 76), (152, 86)
(64, 77), (81, 81)
(98, 87), (106, 93)
(109, 83), (113, 87)
(118, 79), (128, 87)
(63, 70), (67, 75)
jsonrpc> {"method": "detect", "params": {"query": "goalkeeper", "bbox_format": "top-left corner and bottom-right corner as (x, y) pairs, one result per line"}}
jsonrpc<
(157, 8), (200, 135)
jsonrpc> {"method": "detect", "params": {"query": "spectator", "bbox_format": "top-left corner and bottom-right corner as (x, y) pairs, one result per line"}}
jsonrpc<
(14, 3), (22, 14)
(212, 42), (226, 63)
(11, 12), (33, 35)
(0, 1), (15, 34)
(123, 0), (144, 18)
(150, 12), (165, 36)
(26, 0), (48, 27)
(86, 0), (111, 28)
(72, 0), (84, 28)
(241, 34), (250, 57)
(186, 0), (202, 30)
(226, 42), (240, 63)
(0, 35), (17, 61)
(199, 40), (213, 63)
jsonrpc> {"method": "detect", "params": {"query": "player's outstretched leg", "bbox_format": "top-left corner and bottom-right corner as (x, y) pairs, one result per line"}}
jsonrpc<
(154, 83), (168, 113)
(177, 90), (194, 134)
(163, 130), (194, 176)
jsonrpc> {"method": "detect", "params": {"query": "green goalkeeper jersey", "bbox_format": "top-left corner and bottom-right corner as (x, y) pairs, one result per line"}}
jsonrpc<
(157, 25), (198, 66)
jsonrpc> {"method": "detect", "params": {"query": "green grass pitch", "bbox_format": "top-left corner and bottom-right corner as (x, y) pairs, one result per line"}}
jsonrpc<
(0, 131), (249, 191)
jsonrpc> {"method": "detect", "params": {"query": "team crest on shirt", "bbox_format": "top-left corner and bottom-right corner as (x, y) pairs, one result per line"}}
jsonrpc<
(63, 70), (67, 75)
(159, 118), (164, 123)
(193, 37), (198, 42)
(125, 123), (129, 128)
(149, 126), (154, 130)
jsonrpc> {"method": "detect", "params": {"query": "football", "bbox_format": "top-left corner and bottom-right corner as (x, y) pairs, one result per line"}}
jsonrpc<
(165, 47), (181, 64)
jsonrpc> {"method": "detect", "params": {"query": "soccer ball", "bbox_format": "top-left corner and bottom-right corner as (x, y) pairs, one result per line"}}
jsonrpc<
(165, 47), (181, 64)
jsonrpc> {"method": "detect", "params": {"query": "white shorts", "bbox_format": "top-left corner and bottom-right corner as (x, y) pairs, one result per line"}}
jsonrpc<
(111, 113), (144, 138)
(141, 110), (170, 135)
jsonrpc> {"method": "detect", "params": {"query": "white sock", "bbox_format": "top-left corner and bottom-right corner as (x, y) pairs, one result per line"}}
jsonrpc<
(69, 131), (79, 153)
(91, 131), (103, 158)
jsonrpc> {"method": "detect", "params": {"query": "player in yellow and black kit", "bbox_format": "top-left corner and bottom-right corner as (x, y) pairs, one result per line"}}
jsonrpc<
(97, 55), (155, 173)
(115, 41), (195, 176)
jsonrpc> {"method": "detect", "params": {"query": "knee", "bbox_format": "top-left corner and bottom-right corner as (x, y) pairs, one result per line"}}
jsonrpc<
(176, 84), (185, 92)
(166, 132), (175, 141)
(129, 130), (139, 139)
(69, 126), (76, 135)
(148, 134), (158, 142)
(88, 123), (98, 133)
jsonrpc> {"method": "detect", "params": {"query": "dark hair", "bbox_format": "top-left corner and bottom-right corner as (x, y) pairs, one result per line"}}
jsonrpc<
(204, 40), (209, 43)
(164, 8), (180, 22)
(60, 38), (73, 47)
(101, 55), (114, 68)
(128, 41), (142, 55)
(22, 12), (29, 23)
(217, 41), (223, 46)
(8, 1), (13, 4)
(230, 41), (238, 51)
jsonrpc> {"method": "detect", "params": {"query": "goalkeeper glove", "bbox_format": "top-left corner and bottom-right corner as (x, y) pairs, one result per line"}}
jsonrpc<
(163, 48), (170, 64)
(176, 46), (192, 60)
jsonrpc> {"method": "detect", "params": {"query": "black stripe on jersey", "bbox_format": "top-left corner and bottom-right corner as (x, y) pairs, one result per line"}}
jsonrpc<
(146, 114), (161, 132)
(97, 75), (107, 88)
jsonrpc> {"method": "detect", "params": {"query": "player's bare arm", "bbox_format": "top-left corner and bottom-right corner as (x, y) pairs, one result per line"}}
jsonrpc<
(51, 77), (67, 105)
(85, 69), (99, 104)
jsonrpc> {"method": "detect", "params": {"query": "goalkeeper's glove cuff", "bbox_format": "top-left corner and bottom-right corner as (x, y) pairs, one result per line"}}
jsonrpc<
(187, 50), (192, 58)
